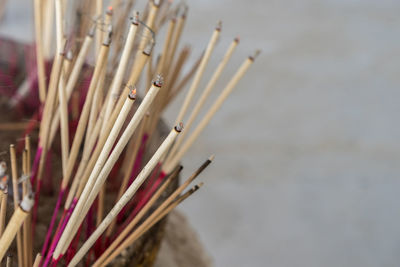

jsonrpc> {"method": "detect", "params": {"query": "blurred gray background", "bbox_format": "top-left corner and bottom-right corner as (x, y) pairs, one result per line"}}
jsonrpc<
(2, 0), (400, 266)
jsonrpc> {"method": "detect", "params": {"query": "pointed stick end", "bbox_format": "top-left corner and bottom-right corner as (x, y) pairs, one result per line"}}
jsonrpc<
(234, 36), (240, 43)
(208, 155), (215, 161)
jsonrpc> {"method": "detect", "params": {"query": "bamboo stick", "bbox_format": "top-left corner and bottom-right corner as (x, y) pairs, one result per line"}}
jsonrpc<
(0, 196), (34, 262)
(9, 145), (23, 267)
(100, 156), (212, 263)
(163, 51), (259, 174)
(166, 38), (239, 161)
(97, 183), (202, 267)
(33, 253), (41, 267)
(54, 77), (163, 258)
(173, 21), (221, 126)
(33, 0), (47, 103)
(67, 124), (182, 267)
(61, 31), (112, 190)
(0, 189), (7, 237)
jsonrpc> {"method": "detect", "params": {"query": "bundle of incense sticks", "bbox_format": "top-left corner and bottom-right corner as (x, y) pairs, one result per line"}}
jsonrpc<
(0, 0), (258, 266)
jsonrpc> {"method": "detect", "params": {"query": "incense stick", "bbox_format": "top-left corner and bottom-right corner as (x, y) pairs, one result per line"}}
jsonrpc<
(0, 195), (34, 261)
(99, 156), (212, 264)
(54, 77), (163, 259)
(163, 51), (259, 174)
(0, 188), (7, 237)
(166, 37), (239, 161)
(9, 145), (23, 266)
(173, 21), (221, 126)
(98, 183), (203, 267)
(67, 123), (183, 267)
(33, 0), (47, 103)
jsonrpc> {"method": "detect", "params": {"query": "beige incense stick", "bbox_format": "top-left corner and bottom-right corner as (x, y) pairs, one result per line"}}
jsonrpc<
(37, 49), (65, 183)
(61, 33), (111, 190)
(55, 0), (64, 51)
(97, 183), (202, 267)
(58, 68), (69, 177)
(103, 12), (139, 123)
(105, 116), (148, 236)
(55, 78), (163, 257)
(33, 0), (47, 103)
(9, 145), (23, 267)
(0, 196), (33, 262)
(157, 17), (176, 75)
(165, 8), (187, 73)
(138, 0), (159, 51)
(164, 51), (259, 174)
(65, 84), (135, 209)
(173, 21), (221, 126)
(0, 189), (7, 237)
(42, 0), (54, 59)
(166, 38), (239, 160)
(101, 156), (212, 262)
(65, 44), (154, 207)
(33, 253), (41, 267)
(67, 124), (182, 267)
(48, 27), (95, 147)
(105, 139), (176, 237)
(99, 166), (182, 265)
(5, 255), (11, 267)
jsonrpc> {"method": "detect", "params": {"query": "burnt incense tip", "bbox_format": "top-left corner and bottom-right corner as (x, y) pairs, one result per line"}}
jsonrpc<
(216, 20), (222, 31)
(249, 50), (261, 61)
(131, 11), (140, 25)
(143, 41), (155, 55)
(175, 122), (184, 132)
(88, 24), (96, 37)
(128, 86), (137, 100)
(103, 25), (113, 45)
(208, 155), (215, 161)
(178, 165), (184, 171)
(153, 74), (164, 87)
(234, 36), (240, 43)
(106, 6), (113, 15)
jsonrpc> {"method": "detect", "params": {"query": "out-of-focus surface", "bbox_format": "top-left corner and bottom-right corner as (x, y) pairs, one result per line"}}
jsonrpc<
(1, 0), (400, 266)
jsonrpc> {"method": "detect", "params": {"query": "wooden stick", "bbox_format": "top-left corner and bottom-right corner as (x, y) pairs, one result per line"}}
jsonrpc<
(0, 196), (34, 262)
(104, 116), (148, 236)
(97, 183), (202, 267)
(55, 0), (64, 52)
(42, 0), (54, 59)
(5, 254), (11, 267)
(100, 156), (212, 263)
(33, 253), (42, 267)
(9, 145), (23, 267)
(67, 124), (182, 267)
(173, 21), (221, 126)
(99, 166), (181, 265)
(165, 8), (187, 74)
(37, 49), (65, 183)
(103, 12), (139, 124)
(33, 0), (47, 103)
(0, 189), (7, 237)
(55, 77), (163, 258)
(70, 44), (153, 205)
(48, 27), (95, 147)
(163, 51), (259, 174)
(58, 63), (70, 178)
(61, 32), (112, 190)
(166, 38), (239, 161)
